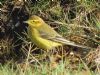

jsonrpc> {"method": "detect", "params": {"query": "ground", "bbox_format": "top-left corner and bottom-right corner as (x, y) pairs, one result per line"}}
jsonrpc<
(0, 0), (100, 75)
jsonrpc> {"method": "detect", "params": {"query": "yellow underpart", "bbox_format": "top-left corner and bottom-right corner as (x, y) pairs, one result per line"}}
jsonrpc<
(28, 26), (62, 50)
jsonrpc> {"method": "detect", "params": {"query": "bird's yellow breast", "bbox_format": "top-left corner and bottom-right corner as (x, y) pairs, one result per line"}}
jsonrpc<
(28, 26), (62, 50)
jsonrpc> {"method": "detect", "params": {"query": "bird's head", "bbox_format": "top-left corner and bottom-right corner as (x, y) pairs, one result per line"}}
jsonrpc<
(24, 15), (44, 28)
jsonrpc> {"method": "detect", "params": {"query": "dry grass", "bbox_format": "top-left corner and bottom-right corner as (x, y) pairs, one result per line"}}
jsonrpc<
(0, 0), (100, 75)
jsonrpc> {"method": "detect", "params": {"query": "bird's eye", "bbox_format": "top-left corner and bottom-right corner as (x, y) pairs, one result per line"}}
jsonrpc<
(32, 20), (35, 22)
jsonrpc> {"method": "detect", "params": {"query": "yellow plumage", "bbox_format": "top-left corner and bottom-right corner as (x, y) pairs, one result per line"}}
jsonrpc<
(28, 26), (62, 49)
(24, 15), (89, 50)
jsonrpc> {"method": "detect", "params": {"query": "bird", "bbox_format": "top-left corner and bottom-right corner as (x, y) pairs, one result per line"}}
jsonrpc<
(24, 15), (90, 50)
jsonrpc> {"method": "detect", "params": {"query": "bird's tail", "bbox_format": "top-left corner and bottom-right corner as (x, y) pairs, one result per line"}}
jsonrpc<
(54, 37), (91, 49)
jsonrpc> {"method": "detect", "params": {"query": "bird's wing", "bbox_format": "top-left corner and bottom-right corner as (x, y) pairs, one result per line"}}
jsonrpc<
(39, 30), (71, 43)
(37, 23), (90, 49)
(39, 30), (90, 49)
(38, 23), (61, 39)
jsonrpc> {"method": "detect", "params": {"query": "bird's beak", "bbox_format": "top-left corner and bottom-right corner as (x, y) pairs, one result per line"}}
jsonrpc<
(23, 21), (28, 24)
